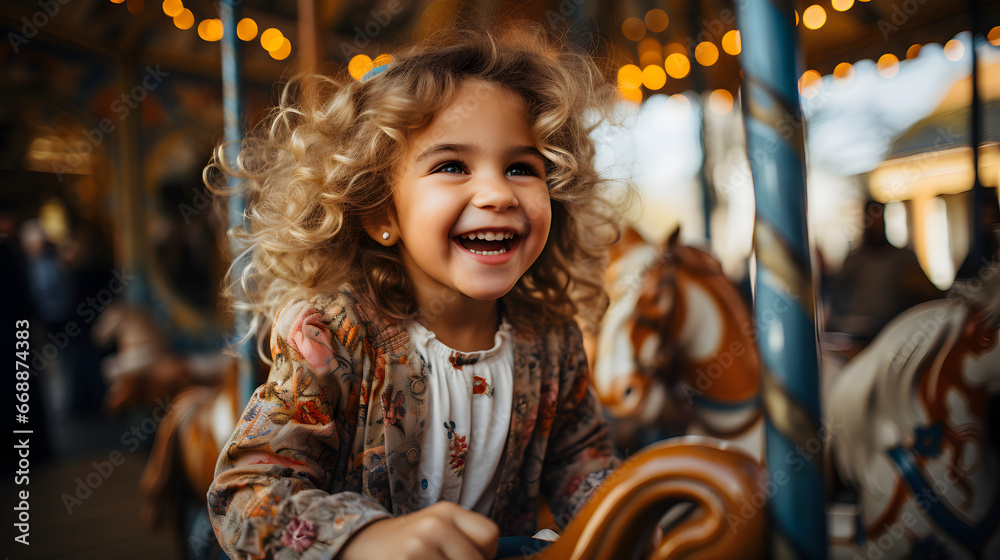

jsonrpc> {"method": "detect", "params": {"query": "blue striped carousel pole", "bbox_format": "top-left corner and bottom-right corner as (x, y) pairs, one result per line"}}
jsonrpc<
(219, 0), (255, 404)
(735, 0), (828, 558)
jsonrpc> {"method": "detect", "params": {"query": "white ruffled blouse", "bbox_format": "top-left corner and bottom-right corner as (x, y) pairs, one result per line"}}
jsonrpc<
(406, 318), (514, 515)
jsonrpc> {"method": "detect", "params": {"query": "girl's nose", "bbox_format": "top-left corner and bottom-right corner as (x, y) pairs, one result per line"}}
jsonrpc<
(471, 172), (519, 211)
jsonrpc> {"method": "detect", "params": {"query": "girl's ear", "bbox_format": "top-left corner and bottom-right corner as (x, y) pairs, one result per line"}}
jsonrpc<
(362, 209), (398, 246)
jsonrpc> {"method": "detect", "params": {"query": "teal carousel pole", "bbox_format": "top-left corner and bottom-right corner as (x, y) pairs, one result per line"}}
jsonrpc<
(220, 0), (255, 404)
(735, 0), (827, 558)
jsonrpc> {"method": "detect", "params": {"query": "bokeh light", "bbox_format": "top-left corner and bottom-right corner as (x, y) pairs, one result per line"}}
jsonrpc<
(877, 54), (899, 78)
(833, 62), (854, 83)
(237, 18), (258, 41)
(173, 8), (194, 30)
(618, 64), (643, 89)
(642, 65), (667, 90)
(639, 50), (663, 68)
(695, 42), (719, 66)
(708, 89), (734, 115)
(270, 38), (292, 61)
(126, 0), (144, 15)
(645, 9), (669, 33)
(721, 30), (741, 56)
(670, 93), (691, 112)
(990, 26), (1000, 46)
(161, 0), (183, 17)
(619, 86), (642, 104)
(943, 39), (965, 61)
(803, 5), (826, 30)
(260, 28), (284, 52)
(622, 17), (646, 42)
(832, 0), (854, 11)
(906, 44), (922, 59)
(373, 54), (393, 67)
(664, 53), (691, 79)
(799, 69), (822, 97)
(197, 18), (223, 41)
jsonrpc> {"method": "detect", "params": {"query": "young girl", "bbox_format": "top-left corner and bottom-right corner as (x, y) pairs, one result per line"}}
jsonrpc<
(207, 22), (629, 560)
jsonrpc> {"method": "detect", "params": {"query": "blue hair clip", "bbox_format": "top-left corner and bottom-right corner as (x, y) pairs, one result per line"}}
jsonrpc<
(361, 63), (391, 82)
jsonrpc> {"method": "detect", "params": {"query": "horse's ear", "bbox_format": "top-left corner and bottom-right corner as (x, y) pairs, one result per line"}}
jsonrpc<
(661, 225), (681, 252)
(610, 223), (648, 263)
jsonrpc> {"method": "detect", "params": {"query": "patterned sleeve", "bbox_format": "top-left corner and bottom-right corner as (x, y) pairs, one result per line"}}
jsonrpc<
(540, 321), (622, 527)
(207, 296), (390, 559)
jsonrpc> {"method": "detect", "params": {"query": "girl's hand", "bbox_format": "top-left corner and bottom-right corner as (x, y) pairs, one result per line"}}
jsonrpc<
(338, 501), (499, 560)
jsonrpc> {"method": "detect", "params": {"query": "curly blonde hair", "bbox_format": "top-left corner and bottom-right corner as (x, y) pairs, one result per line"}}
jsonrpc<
(207, 20), (631, 346)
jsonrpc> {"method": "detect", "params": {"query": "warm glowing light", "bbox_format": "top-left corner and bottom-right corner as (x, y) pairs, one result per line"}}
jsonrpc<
(173, 8), (193, 29)
(618, 64), (643, 89)
(832, 0), (854, 11)
(126, 0), (144, 15)
(638, 37), (661, 56)
(664, 53), (690, 79)
(906, 44), (922, 59)
(798, 69), (822, 96)
(663, 43), (685, 57)
(642, 65), (667, 90)
(197, 18), (223, 41)
(694, 42), (719, 66)
(794, 10), (799, 26)
(110, 0), (125, 4)
(943, 39), (965, 61)
(348, 55), (374, 80)
(622, 17), (646, 42)
(877, 54), (899, 78)
(237, 18), (258, 41)
(708, 89), (734, 115)
(639, 50), (662, 68)
(989, 26), (1000, 46)
(619, 86), (642, 104)
(645, 9), (669, 33)
(270, 38), (292, 60)
(833, 62), (854, 82)
(802, 5), (826, 29)
(721, 30), (741, 56)
(260, 28), (284, 52)
(373, 54), (393, 67)
(670, 93), (691, 112)
(162, 0), (183, 17)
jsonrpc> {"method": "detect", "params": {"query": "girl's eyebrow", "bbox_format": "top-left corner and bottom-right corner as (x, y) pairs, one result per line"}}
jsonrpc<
(413, 143), (544, 164)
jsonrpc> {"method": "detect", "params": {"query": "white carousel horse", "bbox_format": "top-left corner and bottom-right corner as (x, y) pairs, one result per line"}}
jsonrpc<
(587, 226), (763, 460)
(826, 265), (1000, 559)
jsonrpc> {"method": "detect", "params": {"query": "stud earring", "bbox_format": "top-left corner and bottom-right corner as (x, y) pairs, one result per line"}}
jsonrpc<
(382, 232), (390, 240)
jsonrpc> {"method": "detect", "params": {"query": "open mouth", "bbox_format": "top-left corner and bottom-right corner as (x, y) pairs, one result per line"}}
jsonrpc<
(454, 230), (522, 256)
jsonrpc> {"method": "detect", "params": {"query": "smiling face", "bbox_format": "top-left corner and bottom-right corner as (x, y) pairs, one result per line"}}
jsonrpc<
(386, 81), (552, 309)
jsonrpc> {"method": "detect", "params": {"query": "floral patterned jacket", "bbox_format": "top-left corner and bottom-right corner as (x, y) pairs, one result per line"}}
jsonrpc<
(207, 290), (620, 559)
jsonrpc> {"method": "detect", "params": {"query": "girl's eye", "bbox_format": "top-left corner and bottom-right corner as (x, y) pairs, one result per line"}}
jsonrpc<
(507, 162), (541, 177)
(433, 161), (466, 174)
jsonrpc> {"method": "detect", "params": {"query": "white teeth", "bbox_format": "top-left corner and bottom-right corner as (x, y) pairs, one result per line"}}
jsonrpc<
(461, 231), (515, 240)
(466, 247), (508, 256)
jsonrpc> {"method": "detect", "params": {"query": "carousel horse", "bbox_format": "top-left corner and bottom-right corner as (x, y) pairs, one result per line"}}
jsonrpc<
(141, 358), (241, 559)
(93, 303), (234, 414)
(499, 437), (767, 559)
(826, 266), (1000, 559)
(93, 303), (241, 558)
(588, 226), (762, 459)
